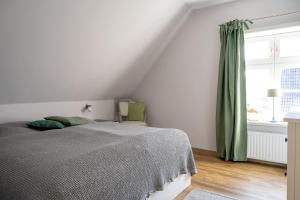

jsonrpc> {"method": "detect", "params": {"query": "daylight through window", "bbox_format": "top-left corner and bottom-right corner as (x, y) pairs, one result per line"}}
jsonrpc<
(245, 27), (300, 122)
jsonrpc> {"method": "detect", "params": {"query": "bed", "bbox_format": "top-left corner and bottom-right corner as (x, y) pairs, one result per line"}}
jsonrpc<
(0, 121), (196, 200)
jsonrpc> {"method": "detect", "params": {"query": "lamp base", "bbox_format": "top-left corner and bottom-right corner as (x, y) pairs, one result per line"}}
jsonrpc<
(270, 118), (277, 123)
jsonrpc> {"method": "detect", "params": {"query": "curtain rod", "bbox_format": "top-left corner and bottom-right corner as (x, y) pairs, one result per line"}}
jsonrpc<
(250, 10), (300, 22)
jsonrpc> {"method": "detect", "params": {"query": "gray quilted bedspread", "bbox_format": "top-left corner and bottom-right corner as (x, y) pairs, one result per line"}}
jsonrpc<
(0, 122), (196, 200)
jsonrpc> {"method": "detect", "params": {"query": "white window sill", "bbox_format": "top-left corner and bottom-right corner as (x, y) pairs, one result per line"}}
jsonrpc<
(247, 120), (287, 134)
(247, 120), (287, 127)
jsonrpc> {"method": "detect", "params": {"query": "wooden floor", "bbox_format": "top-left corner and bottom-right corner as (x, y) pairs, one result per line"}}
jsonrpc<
(175, 153), (287, 200)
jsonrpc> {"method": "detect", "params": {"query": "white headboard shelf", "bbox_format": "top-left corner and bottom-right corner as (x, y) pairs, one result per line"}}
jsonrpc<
(0, 100), (115, 123)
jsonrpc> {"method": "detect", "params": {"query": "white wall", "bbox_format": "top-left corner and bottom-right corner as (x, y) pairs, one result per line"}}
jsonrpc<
(0, 100), (115, 123)
(0, 0), (187, 104)
(134, 0), (300, 150)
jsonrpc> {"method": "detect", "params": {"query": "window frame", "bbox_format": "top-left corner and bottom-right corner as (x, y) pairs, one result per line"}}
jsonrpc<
(245, 30), (300, 122)
(275, 31), (300, 63)
(245, 35), (274, 66)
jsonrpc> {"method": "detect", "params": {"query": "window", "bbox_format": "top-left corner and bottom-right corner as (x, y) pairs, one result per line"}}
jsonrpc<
(245, 39), (271, 60)
(280, 68), (300, 113)
(279, 35), (300, 57)
(245, 28), (300, 122)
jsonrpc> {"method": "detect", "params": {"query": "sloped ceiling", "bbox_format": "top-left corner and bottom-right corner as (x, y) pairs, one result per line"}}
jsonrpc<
(185, 0), (238, 9)
(0, 0), (234, 104)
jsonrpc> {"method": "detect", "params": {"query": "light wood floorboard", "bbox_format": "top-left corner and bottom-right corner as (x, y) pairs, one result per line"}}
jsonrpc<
(175, 154), (287, 200)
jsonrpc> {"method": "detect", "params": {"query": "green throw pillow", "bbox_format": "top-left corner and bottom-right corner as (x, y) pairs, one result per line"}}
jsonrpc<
(68, 116), (93, 126)
(44, 116), (72, 126)
(128, 102), (145, 121)
(27, 120), (65, 131)
(44, 116), (92, 126)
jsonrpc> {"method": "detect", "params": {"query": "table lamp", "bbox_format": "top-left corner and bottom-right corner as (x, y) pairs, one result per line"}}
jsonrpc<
(267, 89), (278, 122)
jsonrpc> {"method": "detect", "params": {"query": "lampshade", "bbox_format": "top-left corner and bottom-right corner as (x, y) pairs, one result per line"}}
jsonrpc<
(267, 89), (278, 97)
(119, 102), (129, 116)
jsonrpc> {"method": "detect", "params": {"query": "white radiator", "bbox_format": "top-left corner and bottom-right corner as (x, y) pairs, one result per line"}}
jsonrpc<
(247, 131), (288, 164)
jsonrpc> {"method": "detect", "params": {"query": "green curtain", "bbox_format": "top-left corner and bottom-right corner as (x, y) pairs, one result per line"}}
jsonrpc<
(216, 20), (250, 161)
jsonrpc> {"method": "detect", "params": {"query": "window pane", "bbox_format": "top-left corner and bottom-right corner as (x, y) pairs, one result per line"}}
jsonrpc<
(279, 36), (300, 57)
(246, 68), (271, 121)
(280, 68), (300, 115)
(245, 40), (271, 60)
